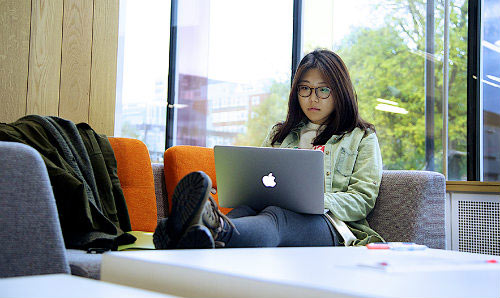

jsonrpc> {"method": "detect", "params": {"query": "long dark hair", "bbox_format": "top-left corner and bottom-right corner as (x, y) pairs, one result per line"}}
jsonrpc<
(271, 49), (375, 146)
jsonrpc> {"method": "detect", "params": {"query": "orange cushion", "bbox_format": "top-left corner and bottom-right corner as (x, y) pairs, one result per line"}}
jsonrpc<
(164, 145), (232, 215)
(109, 137), (157, 232)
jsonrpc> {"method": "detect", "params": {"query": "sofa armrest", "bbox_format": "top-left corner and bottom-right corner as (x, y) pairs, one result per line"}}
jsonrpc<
(152, 163), (168, 220)
(0, 141), (70, 277)
(366, 170), (446, 249)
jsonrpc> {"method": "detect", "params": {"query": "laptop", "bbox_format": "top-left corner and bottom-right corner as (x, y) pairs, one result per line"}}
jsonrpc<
(214, 145), (325, 214)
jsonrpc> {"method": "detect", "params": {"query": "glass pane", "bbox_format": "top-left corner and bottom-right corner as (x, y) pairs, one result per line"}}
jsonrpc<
(482, 0), (500, 181)
(172, 0), (293, 147)
(446, 0), (468, 180)
(114, 0), (170, 162)
(303, 0), (468, 177)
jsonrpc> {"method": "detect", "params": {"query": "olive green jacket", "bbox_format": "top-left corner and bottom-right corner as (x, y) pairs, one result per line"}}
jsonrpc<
(0, 116), (134, 249)
(262, 122), (384, 245)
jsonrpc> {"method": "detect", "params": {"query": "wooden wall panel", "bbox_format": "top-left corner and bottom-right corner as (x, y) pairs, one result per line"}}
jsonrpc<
(58, 0), (93, 124)
(2, 0), (119, 134)
(0, 0), (31, 123)
(89, 0), (119, 135)
(26, 0), (64, 116)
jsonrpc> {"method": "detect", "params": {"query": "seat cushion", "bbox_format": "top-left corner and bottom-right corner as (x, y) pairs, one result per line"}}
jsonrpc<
(109, 138), (157, 232)
(367, 170), (446, 249)
(164, 145), (232, 215)
(66, 249), (102, 280)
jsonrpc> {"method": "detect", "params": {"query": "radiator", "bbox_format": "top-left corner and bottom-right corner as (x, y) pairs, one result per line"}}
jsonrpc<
(450, 193), (500, 255)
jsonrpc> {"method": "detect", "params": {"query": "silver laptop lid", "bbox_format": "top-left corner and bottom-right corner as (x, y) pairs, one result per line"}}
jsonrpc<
(214, 145), (324, 214)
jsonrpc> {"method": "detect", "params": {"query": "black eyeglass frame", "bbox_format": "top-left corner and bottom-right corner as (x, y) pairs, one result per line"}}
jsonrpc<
(297, 85), (332, 99)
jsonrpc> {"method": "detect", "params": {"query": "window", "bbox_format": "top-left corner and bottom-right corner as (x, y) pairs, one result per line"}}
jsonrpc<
(482, 0), (500, 181)
(169, 0), (293, 148)
(114, 0), (170, 162)
(114, 0), (499, 182)
(303, 0), (468, 179)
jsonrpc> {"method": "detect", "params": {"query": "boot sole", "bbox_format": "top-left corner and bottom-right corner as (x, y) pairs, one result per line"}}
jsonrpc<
(153, 218), (170, 249)
(167, 171), (212, 245)
(176, 224), (215, 249)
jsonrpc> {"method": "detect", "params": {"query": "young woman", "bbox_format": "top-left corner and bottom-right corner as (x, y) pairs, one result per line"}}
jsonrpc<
(153, 49), (384, 249)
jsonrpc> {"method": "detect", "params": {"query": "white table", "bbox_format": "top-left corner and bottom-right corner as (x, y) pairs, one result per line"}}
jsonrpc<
(101, 247), (500, 298)
(0, 274), (181, 298)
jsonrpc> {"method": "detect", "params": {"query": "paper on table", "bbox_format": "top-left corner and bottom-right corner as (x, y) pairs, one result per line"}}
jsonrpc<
(358, 256), (500, 273)
(118, 231), (155, 251)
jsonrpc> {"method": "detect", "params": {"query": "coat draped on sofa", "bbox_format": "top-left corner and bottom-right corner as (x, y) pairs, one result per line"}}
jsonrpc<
(0, 115), (135, 250)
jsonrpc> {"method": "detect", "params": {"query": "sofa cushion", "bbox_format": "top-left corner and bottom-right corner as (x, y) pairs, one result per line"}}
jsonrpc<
(367, 170), (446, 249)
(66, 249), (102, 280)
(109, 138), (157, 232)
(164, 146), (232, 215)
(152, 163), (169, 220)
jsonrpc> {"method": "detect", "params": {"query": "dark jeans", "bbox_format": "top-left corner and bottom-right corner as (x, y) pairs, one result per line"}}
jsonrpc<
(218, 205), (339, 247)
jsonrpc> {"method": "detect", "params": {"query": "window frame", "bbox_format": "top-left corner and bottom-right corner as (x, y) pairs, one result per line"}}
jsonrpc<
(467, 0), (481, 181)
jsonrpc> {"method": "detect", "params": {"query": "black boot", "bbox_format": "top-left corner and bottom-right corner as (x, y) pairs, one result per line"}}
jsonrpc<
(153, 171), (236, 249)
(177, 195), (238, 248)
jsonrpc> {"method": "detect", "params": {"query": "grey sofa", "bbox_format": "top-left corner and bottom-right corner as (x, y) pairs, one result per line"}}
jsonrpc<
(0, 141), (446, 280)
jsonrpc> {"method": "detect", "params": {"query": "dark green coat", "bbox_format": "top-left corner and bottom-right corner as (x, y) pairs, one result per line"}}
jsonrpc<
(0, 116), (134, 249)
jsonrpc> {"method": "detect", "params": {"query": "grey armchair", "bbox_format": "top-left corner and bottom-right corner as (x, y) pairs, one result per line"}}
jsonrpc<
(0, 141), (70, 277)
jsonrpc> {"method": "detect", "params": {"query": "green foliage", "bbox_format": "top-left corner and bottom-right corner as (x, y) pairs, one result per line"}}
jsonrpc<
(337, 0), (467, 174)
(338, 25), (429, 170)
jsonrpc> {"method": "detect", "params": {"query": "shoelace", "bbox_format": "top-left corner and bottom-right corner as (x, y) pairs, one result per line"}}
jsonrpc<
(207, 196), (239, 236)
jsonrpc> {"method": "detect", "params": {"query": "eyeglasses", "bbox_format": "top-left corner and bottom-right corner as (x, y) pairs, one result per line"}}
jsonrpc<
(297, 85), (331, 99)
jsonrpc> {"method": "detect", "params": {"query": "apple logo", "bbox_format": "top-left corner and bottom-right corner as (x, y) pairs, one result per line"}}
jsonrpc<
(262, 173), (276, 188)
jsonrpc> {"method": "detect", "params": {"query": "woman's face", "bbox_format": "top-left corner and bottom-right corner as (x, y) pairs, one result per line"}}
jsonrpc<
(297, 68), (335, 125)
